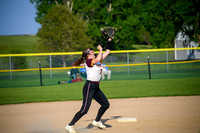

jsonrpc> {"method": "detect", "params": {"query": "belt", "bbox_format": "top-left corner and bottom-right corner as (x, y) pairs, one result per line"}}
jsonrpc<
(88, 80), (100, 84)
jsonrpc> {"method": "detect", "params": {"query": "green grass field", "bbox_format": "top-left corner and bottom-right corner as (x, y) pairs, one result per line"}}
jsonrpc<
(0, 61), (200, 105)
(0, 69), (200, 105)
(0, 76), (200, 105)
(0, 35), (200, 105)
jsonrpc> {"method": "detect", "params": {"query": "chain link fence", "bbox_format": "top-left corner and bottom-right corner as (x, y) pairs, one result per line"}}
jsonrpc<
(0, 48), (200, 87)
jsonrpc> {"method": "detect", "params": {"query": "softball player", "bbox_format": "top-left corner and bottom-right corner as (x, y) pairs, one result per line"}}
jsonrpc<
(65, 38), (112, 133)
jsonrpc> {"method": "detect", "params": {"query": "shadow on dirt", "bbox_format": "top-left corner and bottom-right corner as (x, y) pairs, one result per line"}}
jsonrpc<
(85, 116), (122, 129)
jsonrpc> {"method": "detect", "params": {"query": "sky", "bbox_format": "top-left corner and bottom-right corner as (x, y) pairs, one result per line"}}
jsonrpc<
(0, 0), (41, 35)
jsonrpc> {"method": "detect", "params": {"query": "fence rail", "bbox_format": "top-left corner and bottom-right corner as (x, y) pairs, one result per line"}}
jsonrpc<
(0, 60), (199, 73)
(0, 47), (200, 57)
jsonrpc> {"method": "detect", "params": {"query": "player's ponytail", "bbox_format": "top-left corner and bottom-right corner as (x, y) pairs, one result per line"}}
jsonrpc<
(72, 49), (88, 66)
(72, 57), (84, 66)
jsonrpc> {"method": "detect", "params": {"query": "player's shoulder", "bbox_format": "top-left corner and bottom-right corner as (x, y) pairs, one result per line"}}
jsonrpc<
(86, 59), (93, 67)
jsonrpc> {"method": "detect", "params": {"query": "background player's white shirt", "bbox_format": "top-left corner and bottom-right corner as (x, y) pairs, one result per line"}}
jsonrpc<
(85, 59), (102, 81)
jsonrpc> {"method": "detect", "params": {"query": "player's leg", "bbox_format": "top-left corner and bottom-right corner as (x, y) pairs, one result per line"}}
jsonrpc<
(92, 88), (110, 128)
(66, 81), (96, 132)
(107, 70), (111, 80)
(94, 89), (110, 121)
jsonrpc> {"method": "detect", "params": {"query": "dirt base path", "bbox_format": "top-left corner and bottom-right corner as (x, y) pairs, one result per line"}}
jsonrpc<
(0, 96), (200, 133)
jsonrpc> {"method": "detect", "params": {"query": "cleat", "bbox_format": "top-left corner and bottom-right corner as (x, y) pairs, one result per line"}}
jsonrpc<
(65, 125), (76, 133)
(92, 120), (106, 129)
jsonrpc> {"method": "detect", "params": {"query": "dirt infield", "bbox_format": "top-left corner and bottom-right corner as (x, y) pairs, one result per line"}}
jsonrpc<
(0, 96), (200, 133)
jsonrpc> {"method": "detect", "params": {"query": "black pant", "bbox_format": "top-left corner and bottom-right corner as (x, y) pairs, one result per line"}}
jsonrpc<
(69, 80), (110, 126)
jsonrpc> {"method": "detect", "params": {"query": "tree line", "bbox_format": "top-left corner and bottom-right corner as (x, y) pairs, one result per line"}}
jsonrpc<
(30, 0), (200, 52)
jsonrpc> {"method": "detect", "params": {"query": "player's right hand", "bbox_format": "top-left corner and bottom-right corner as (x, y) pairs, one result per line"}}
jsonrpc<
(97, 45), (102, 51)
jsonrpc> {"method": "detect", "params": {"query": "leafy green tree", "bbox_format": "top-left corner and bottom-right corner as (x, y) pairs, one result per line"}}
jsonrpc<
(141, 0), (177, 48)
(72, 0), (114, 48)
(142, 0), (199, 48)
(173, 0), (200, 42)
(30, 0), (62, 23)
(138, 26), (151, 49)
(37, 4), (94, 67)
(31, 0), (200, 49)
(31, 0), (143, 49)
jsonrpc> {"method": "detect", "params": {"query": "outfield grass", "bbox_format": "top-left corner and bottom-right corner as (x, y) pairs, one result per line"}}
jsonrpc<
(0, 35), (39, 54)
(0, 35), (152, 54)
(0, 76), (200, 105)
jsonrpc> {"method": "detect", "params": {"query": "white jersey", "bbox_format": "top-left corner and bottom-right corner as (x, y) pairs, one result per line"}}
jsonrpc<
(85, 59), (102, 81)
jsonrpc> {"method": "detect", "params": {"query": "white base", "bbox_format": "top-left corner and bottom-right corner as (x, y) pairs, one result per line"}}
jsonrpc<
(117, 117), (137, 122)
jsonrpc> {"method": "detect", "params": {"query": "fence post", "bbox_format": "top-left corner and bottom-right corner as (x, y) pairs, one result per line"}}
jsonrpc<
(39, 61), (43, 86)
(127, 52), (129, 75)
(0, 60), (2, 70)
(50, 55), (52, 78)
(166, 50), (169, 73)
(147, 56), (151, 79)
(9, 56), (12, 80)
(30, 59), (32, 68)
